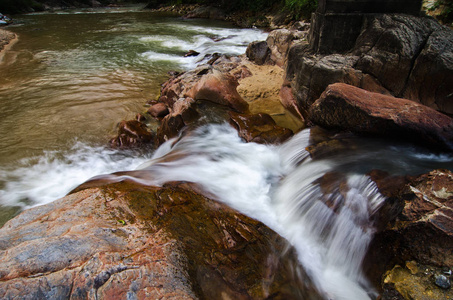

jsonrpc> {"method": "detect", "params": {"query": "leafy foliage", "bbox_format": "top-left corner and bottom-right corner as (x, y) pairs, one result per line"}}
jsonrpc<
(284, 0), (318, 19)
(429, 0), (453, 24)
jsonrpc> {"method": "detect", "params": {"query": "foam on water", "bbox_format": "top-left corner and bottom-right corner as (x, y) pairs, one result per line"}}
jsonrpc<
(139, 25), (268, 69)
(0, 142), (151, 209)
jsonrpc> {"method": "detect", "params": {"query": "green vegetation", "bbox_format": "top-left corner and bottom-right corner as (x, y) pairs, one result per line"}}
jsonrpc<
(0, 0), (318, 22)
(429, 0), (453, 24)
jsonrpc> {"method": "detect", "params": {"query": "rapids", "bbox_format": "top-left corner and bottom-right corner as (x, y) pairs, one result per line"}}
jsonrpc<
(85, 123), (453, 299)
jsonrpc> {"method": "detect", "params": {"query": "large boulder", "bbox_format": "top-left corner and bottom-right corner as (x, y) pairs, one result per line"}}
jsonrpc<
(285, 14), (453, 116)
(246, 41), (271, 65)
(0, 180), (320, 299)
(186, 70), (249, 113)
(308, 83), (453, 151)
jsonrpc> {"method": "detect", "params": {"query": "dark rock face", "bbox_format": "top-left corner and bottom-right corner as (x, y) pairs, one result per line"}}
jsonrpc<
(109, 120), (155, 148)
(308, 83), (453, 151)
(0, 181), (321, 299)
(366, 169), (453, 298)
(286, 14), (453, 117)
(229, 111), (293, 144)
(246, 41), (271, 65)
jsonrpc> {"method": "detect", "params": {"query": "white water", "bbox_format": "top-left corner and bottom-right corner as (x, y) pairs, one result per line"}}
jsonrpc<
(140, 24), (268, 69)
(0, 12), (268, 211)
(83, 123), (453, 299)
(1, 121), (452, 298)
(0, 142), (152, 209)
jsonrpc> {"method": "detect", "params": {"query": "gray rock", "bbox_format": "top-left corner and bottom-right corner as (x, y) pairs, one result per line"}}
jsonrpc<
(435, 274), (451, 289)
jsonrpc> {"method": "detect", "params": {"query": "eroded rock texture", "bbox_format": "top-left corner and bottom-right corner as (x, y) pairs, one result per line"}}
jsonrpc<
(286, 14), (453, 117)
(367, 169), (453, 299)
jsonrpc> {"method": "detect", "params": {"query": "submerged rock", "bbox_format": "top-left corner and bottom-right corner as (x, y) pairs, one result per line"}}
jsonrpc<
(309, 83), (453, 152)
(0, 181), (320, 299)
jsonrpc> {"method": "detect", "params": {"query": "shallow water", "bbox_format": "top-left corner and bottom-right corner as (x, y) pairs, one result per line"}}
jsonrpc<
(0, 6), (267, 215)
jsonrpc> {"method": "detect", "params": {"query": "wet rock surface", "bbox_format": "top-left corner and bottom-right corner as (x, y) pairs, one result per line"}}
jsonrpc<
(229, 111), (293, 144)
(0, 181), (321, 299)
(309, 83), (453, 152)
(109, 120), (155, 148)
(367, 169), (453, 298)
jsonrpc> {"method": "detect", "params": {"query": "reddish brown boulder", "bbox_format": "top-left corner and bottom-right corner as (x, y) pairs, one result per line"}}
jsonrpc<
(147, 102), (169, 119)
(309, 83), (453, 151)
(187, 71), (249, 113)
(0, 180), (320, 299)
(109, 120), (155, 148)
(229, 111), (293, 144)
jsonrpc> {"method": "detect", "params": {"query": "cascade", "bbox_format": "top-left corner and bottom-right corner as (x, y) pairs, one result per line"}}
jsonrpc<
(89, 123), (396, 299)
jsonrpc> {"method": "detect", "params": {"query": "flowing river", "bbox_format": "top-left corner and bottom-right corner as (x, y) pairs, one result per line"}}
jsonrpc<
(1, 6), (453, 300)
(0, 6), (266, 216)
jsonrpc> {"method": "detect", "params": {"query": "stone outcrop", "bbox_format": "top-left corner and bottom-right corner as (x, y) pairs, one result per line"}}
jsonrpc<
(366, 169), (453, 298)
(0, 180), (320, 299)
(286, 14), (453, 117)
(246, 41), (271, 65)
(309, 83), (453, 151)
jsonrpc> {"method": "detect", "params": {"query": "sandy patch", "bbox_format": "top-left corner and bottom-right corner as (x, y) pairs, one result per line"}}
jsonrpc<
(236, 61), (304, 132)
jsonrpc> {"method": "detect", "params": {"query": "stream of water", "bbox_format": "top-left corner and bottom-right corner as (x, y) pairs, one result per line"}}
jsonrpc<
(1, 6), (453, 300)
(0, 6), (266, 216)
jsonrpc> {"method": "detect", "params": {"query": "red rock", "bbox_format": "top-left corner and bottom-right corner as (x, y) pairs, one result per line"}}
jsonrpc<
(309, 83), (453, 151)
(229, 111), (293, 144)
(0, 181), (320, 299)
(147, 102), (169, 118)
(279, 83), (305, 121)
(110, 120), (154, 148)
(365, 170), (453, 291)
(187, 71), (249, 113)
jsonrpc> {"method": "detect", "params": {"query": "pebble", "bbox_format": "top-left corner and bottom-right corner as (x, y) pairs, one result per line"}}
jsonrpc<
(435, 274), (451, 289)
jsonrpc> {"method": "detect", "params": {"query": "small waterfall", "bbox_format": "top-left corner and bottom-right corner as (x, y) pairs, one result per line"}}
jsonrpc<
(92, 124), (388, 299)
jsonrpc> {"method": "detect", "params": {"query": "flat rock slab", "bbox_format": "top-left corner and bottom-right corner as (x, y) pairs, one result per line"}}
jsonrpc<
(309, 83), (453, 151)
